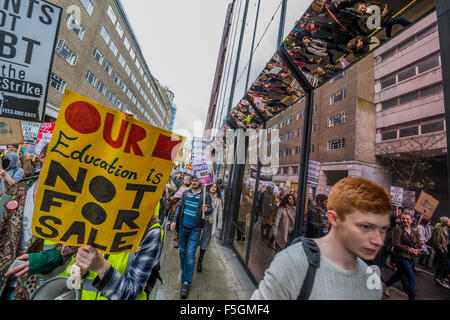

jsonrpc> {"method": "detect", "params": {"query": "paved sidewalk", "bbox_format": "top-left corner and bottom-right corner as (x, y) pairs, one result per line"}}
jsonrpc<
(149, 227), (256, 300)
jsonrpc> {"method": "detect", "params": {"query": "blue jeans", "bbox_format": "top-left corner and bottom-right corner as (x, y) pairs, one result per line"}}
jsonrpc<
(385, 17), (411, 37)
(386, 256), (416, 300)
(179, 225), (201, 284)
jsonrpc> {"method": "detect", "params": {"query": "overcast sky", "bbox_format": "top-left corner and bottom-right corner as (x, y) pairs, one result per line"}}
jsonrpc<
(121, 0), (231, 139)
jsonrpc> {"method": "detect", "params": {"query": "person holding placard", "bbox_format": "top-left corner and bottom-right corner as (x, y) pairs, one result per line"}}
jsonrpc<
(170, 177), (212, 298)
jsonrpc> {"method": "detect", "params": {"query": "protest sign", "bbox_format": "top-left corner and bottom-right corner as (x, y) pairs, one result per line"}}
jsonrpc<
(307, 160), (321, 187)
(34, 122), (55, 156)
(414, 191), (439, 218)
(390, 186), (404, 207)
(32, 90), (185, 254)
(402, 190), (416, 209)
(193, 160), (215, 185)
(0, 0), (62, 122)
(0, 117), (24, 145)
(21, 121), (42, 144)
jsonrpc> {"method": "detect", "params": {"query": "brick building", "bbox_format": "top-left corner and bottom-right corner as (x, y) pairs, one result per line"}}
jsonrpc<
(46, 0), (173, 128)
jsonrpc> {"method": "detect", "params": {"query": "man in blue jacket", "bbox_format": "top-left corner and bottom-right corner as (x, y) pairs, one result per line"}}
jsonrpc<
(170, 176), (212, 298)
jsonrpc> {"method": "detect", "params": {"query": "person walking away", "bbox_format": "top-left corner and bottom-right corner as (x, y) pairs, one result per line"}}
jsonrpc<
(170, 177), (212, 298)
(251, 177), (391, 300)
(197, 183), (223, 272)
(430, 217), (449, 289)
(305, 194), (328, 238)
(272, 194), (296, 253)
(384, 213), (422, 299)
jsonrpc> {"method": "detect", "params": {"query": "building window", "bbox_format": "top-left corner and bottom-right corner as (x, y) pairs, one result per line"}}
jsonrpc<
(283, 167), (289, 175)
(381, 98), (398, 110)
(399, 126), (419, 138)
(96, 81), (106, 95)
(131, 74), (136, 84)
(55, 39), (78, 66)
(294, 147), (300, 155)
(113, 72), (121, 85)
(135, 59), (141, 70)
(85, 71), (97, 86)
(397, 65), (416, 82)
(417, 24), (438, 41)
(107, 6), (117, 24)
(421, 120), (444, 134)
(79, 0), (93, 15)
(297, 110), (304, 120)
(330, 90), (346, 105)
(93, 48), (104, 65)
(420, 83), (443, 98)
(399, 90), (419, 105)
(130, 48), (135, 60)
(328, 138), (345, 150)
(115, 99), (122, 109)
(116, 23), (124, 38)
(108, 91), (116, 104)
(124, 37), (131, 50)
(125, 64), (131, 76)
(381, 74), (396, 89)
(310, 144), (315, 154)
(328, 112), (346, 127)
(292, 167), (298, 175)
(109, 40), (118, 56)
(120, 81), (127, 92)
(49, 73), (66, 93)
(330, 71), (346, 83)
(66, 13), (85, 40)
(381, 130), (397, 141)
(100, 26), (110, 44)
(104, 61), (112, 75)
(418, 54), (440, 74)
(313, 105), (318, 113)
(118, 55), (126, 67)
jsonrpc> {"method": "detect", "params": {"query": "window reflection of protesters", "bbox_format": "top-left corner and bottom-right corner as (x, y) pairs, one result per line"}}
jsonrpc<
(384, 213), (422, 299)
(272, 194), (296, 253)
(306, 194), (329, 238)
(430, 217), (449, 289)
(261, 187), (276, 242)
(237, 186), (252, 242)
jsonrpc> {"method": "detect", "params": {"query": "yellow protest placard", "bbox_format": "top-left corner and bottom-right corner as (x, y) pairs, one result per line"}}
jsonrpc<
(32, 90), (184, 254)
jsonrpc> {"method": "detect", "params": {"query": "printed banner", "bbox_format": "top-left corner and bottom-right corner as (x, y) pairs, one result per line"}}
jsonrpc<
(32, 90), (184, 254)
(390, 186), (404, 207)
(21, 121), (42, 144)
(193, 158), (215, 185)
(0, 0), (62, 121)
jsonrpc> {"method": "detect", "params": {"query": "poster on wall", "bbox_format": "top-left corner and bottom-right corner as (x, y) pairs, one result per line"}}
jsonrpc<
(0, 0), (62, 122)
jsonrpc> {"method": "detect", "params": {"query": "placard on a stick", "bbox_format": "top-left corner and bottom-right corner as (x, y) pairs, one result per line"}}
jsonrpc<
(414, 191), (439, 218)
(0, 117), (24, 145)
(32, 90), (185, 254)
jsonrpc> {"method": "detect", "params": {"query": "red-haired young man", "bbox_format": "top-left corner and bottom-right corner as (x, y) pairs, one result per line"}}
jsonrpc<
(252, 177), (391, 300)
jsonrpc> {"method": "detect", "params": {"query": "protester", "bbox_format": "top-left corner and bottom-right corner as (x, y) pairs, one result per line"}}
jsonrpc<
(6, 145), (19, 154)
(251, 177), (391, 300)
(260, 186), (276, 241)
(305, 194), (329, 238)
(197, 183), (223, 272)
(0, 152), (26, 195)
(417, 217), (433, 268)
(168, 175), (192, 248)
(0, 144), (50, 300)
(237, 186), (252, 242)
(170, 177), (212, 298)
(272, 194), (296, 252)
(430, 217), (449, 289)
(384, 212), (422, 299)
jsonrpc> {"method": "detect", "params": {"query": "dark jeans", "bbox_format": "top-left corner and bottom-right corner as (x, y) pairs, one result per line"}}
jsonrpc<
(384, 17), (411, 38)
(0, 286), (15, 300)
(434, 250), (449, 280)
(386, 256), (416, 300)
(178, 225), (201, 284)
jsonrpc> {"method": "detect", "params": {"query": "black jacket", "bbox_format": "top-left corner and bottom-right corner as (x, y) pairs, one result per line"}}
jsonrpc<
(172, 188), (213, 230)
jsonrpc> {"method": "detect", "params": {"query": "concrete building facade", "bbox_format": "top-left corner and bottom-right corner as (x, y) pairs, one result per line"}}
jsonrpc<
(46, 0), (173, 129)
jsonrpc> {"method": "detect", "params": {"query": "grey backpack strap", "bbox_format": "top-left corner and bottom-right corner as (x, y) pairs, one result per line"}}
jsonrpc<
(296, 238), (320, 300)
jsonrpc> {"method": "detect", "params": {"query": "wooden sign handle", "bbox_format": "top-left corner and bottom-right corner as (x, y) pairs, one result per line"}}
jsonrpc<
(202, 184), (206, 220)
(0, 160), (5, 195)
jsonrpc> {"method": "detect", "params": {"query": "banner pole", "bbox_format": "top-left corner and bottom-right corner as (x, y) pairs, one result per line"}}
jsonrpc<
(202, 184), (206, 220)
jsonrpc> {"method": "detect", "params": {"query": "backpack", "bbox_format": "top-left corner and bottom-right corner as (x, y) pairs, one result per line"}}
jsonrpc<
(289, 237), (321, 300)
